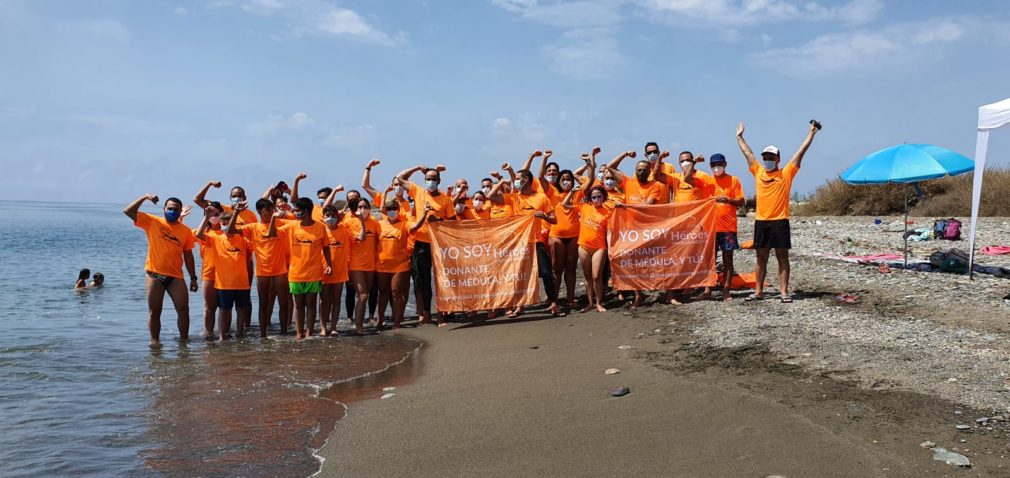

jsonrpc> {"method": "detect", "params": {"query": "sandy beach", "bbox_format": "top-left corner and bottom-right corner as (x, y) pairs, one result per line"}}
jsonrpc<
(318, 216), (1010, 477)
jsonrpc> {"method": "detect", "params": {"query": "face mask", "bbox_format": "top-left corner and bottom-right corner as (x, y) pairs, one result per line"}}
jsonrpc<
(591, 196), (604, 205)
(482, 186), (491, 195)
(455, 204), (465, 214)
(294, 210), (304, 219)
(763, 160), (778, 170)
(712, 166), (725, 176)
(680, 161), (693, 169)
(208, 216), (221, 225)
(545, 174), (557, 183)
(604, 179), (616, 189)
(425, 180), (438, 192)
(636, 171), (650, 182)
(596, 172), (604, 180)
(514, 179), (524, 190)
(560, 180), (573, 191)
(317, 198), (326, 205)
(387, 210), (399, 220)
(323, 217), (338, 226)
(165, 210), (180, 223)
(394, 185), (405, 197)
(646, 152), (659, 162)
(473, 200), (484, 209)
(230, 196), (241, 204)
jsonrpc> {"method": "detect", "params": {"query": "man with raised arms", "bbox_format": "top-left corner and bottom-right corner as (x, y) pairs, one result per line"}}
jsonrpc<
(124, 194), (198, 346)
(737, 120), (821, 303)
(395, 163), (452, 326)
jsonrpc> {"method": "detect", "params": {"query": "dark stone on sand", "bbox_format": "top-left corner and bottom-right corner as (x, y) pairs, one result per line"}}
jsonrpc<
(611, 387), (630, 397)
(528, 346), (539, 350)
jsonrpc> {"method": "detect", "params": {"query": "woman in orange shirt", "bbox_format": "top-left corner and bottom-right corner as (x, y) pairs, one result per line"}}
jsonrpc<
(376, 196), (416, 329)
(193, 200), (224, 338)
(347, 198), (380, 335)
(320, 204), (351, 336)
(471, 191), (491, 220)
(549, 169), (581, 309)
(570, 183), (612, 313)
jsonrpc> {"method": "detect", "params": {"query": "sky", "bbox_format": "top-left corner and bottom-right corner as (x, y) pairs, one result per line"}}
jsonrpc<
(1, 0), (1009, 203)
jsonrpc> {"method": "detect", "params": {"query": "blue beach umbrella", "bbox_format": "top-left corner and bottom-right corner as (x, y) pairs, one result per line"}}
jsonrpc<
(841, 143), (974, 184)
(841, 143), (974, 267)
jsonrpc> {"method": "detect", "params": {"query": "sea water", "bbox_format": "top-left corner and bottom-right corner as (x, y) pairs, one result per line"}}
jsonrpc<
(0, 201), (421, 477)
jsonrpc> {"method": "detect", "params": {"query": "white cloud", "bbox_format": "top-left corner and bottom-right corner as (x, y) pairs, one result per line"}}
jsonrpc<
(493, 117), (511, 129)
(749, 17), (971, 77)
(248, 112), (316, 135)
(234, 0), (403, 45)
(639, 0), (884, 27)
(175, 7), (189, 16)
(542, 28), (625, 78)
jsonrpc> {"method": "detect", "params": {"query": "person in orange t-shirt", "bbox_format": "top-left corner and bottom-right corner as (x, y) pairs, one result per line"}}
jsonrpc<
(346, 197), (380, 335)
(319, 204), (351, 336)
(238, 198), (294, 336)
(197, 206), (253, 340)
(737, 120), (820, 303)
(271, 197), (332, 339)
(503, 165), (565, 318)
(661, 151), (715, 203)
(395, 163), (454, 326)
(567, 180), (612, 314)
(703, 153), (746, 301)
(549, 169), (582, 308)
(471, 191), (491, 220)
(194, 181), (259, 227)
(124, 194), (198, 346)
(193, 201), (224, 337)
(376, 196), (413, 329)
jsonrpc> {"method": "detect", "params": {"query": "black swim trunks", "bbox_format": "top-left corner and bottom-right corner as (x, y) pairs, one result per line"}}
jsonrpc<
(147, 271), (175, 288)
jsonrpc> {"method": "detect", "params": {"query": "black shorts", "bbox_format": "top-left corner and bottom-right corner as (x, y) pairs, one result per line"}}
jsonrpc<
(217, 289), (252, 309)
(753, 219), (791, 249)
(535, 242), (553, 279)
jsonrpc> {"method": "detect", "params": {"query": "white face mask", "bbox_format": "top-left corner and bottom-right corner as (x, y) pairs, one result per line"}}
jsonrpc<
(604, 178), (616, 189)
(712, 165), (725, 176)
(394, 185), (406, 197)
(455, 204), (465, 214)
(425, 180), (439, 192)
(680, 160), (693, 169)
(763, 160), (778, 171)
(482, 186), (491, 195)
(473, 200), (484, 209)
(208, 216), (221, 225)
(323, 217), (338, 226)
(514, 179), (524, 190)
(545, 174), (557, 183)
(317, 197), (326, 205)
(387, 210), (399, 220)
(230, 196), (241, 204)
(596, 172), (605, 180)
(560, 180), (573, 191)
(646, 152), (659, 162)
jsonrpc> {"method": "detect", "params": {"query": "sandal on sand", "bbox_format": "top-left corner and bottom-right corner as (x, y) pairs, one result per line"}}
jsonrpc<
(744, 293), (763, 302)
(780, 295), (794, 304)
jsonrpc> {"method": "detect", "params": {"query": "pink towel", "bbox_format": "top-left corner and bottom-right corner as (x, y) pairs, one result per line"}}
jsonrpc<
(982, 246), (1010, 256)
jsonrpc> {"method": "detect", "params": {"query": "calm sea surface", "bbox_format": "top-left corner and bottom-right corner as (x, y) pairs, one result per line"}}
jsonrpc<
(0, 201), (422, 478)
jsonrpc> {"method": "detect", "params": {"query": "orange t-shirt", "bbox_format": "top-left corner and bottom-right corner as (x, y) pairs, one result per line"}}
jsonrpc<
(239, 221), (291, 277)
(324, 224), (351, 284)
(377, 219), (410, 273)
(711, 174), (745, 233)
(135, 212), (196, 279)
(603, 188), (625, 209)
(750, 161), (798, 221)
(279, 221), (328, 283)
(408, 182), (455, 243)
(512, 191), (552, 244)
(206, 233), (252, 290)
(667, 172), (715, 203)
(473, 202), (491, 220)
(194, 227), (222, 281)
(551, 190), (582, 239)
(578, 203), (612, 250)
(221, 205), (259, 228)
(620, 176), (664, 205)
(347, 217), (380, 272)
(489, 194), (515, 219)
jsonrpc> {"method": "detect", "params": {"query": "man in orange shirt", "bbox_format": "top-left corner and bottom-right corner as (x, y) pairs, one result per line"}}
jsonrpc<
(197, 205), (253, 340)
(737, 120), (820, 303)
(396, 163), (453, 326)
(124, 194), (198, 346)
(238, 198), (294, 336)
(270, 197), (333, 339)
(194, 181), (258, 226)
(705, 153), (746, 301)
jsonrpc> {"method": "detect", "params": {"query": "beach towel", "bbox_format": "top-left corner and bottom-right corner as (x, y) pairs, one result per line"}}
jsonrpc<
(981, 246), (1010, 256)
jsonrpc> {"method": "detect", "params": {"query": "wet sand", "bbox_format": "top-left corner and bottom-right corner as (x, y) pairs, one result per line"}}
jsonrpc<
(318, 216), (1010, 477)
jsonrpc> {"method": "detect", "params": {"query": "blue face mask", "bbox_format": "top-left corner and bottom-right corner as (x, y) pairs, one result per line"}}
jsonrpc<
(425, 180), (438, 192)
(164, 210), (181, 223)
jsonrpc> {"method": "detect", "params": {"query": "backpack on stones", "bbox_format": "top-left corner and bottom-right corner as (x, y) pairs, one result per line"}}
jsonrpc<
(932, 219), (948, 239)
(929, 249), (969, 274)
(943, 218), (962, 240)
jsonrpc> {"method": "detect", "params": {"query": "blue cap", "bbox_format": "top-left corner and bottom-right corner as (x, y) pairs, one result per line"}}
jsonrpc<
(709, 153), (727, 165)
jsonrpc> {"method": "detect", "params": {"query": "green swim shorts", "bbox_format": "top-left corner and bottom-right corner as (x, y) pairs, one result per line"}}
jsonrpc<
(289, 281), (322, 295)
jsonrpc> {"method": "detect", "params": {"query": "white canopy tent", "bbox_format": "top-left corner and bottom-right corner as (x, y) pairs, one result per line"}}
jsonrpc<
(968, 97), (1010, 278)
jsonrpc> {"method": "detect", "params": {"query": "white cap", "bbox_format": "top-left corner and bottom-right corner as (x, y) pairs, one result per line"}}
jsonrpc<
(761, 145), (780, 156)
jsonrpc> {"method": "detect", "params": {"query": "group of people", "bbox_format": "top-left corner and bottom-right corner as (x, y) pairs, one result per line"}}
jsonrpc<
(125, 120), (821, 345)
